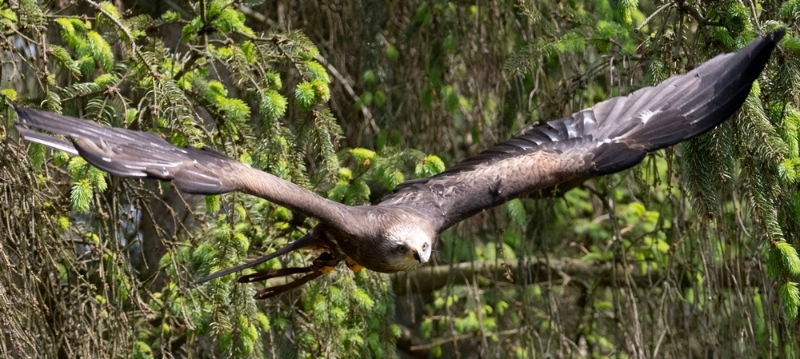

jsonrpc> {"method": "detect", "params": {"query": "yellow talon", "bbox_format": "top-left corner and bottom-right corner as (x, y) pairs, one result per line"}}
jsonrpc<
(346, 258), (365, 273)
(320, 265), (336, 274)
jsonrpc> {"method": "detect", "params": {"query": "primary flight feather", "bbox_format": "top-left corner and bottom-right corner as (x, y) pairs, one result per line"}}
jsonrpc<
(14, 30), (783, 298)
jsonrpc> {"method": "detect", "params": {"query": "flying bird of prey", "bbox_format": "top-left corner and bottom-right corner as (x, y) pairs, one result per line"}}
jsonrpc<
(15, 31), (783, 299)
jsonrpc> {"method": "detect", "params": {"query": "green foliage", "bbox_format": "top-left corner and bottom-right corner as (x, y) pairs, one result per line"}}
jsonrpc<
(0, 88), (16, 102)
(4, 0), (800, 358)
(16, 0), (44, 26)
(27, 143), (45, 170)
(780, 282), (800, 318)
(414, 155), (445, 178)
(63, 156), (108, 212)
(350, 147), (376, 162)
(295, 81), (316, 109)
(385, 44), (399, 60)
(132, 341), (154, 359)
(161, 10), (178, 24)
(205, 195), (221, 214)
(260, 90), (287, 121)
(0, 2), (16, 30)
(86, 31), (114, 72)
(70, 179), (93, 212)
(48, 45), (82, 77)
(55, 16), (116, 76)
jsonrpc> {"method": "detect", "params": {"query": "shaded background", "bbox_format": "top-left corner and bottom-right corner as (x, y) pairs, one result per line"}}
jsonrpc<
(1, 0), (800, 358)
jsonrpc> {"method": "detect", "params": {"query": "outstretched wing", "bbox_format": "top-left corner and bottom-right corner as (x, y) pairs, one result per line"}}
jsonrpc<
(379, 31), (783, 232)
(15, 108), (362, 232)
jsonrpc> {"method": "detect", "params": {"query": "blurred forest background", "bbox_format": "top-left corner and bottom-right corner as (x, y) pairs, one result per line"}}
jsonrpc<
(1, 0), (800, 358)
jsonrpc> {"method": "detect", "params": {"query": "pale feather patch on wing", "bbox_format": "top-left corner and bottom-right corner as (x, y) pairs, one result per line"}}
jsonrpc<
(23, 135), (79, 155)
(122, 164), (147, 170)
(121, 161), (181, 168)
(15, 127), (79, 155)
(183, 169), (222, 183)
(638, 110), (658, 124)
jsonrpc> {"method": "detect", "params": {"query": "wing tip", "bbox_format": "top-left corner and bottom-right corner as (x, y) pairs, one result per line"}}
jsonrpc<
(13, 106), (32, 125)
(12, 106), (49, 124)
(768, 28), (786, 43)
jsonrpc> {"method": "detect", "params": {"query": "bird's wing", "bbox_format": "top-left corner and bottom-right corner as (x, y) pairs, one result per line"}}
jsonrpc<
(14, 108), (362, 232)
(379, 31), (783, 233)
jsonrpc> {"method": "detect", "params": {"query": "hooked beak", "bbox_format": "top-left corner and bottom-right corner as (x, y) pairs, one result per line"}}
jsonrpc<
(412, 248), (422, 263)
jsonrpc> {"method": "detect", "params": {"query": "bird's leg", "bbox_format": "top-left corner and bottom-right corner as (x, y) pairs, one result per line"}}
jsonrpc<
(242, 253), (340, 300)
(314, 252), (340, 274)
(345, 258), (365, 273)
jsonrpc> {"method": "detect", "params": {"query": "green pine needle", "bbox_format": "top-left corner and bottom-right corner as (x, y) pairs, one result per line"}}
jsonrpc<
(205, 195), (221, 214)
(70, 179), (93, 212)
(780, 282), (800, 319)
(775, 241), (800, 276)
(295, 81), (316, 109)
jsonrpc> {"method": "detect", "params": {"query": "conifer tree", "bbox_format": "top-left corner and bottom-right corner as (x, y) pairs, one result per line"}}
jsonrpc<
(1, 1), (799, 358)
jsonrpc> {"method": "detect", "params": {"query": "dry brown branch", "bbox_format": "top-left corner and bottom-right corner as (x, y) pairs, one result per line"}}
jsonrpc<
(392, 257), (766, 295)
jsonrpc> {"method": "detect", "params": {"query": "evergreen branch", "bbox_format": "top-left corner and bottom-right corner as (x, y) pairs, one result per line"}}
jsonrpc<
(236, 31), (307, 78)
(237, 4), (379, 133)
(82, 0), (160, 78)
(84, 0), (135, 58)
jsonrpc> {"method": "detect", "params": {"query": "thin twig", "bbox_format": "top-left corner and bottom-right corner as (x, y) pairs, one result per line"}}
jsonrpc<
(238, 4), (279, 28)
(314, 54), (380, 133)
(636, 2), (673, 32)
(748, 0), (761, 30)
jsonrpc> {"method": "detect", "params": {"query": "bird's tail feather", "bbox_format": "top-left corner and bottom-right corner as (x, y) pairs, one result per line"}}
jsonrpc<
(193, 230), (316, 284)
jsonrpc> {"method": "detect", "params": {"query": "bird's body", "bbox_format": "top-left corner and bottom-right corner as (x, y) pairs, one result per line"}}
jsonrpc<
(13, 31), (784, 298)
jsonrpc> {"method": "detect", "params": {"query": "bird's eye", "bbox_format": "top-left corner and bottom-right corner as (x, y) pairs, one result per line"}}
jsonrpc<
(422, 242), (429, 251)
(395, 245), (407, 254)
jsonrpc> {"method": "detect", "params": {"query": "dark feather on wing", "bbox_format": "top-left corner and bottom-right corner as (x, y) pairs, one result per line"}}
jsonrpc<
(381, 30), (784, 233)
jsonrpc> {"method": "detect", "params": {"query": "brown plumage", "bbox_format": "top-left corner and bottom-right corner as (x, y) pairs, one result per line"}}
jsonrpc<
(14, 31), (783, 298)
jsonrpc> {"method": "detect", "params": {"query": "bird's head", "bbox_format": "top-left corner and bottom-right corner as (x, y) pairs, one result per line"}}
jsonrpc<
(382, 225), (434, 271)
